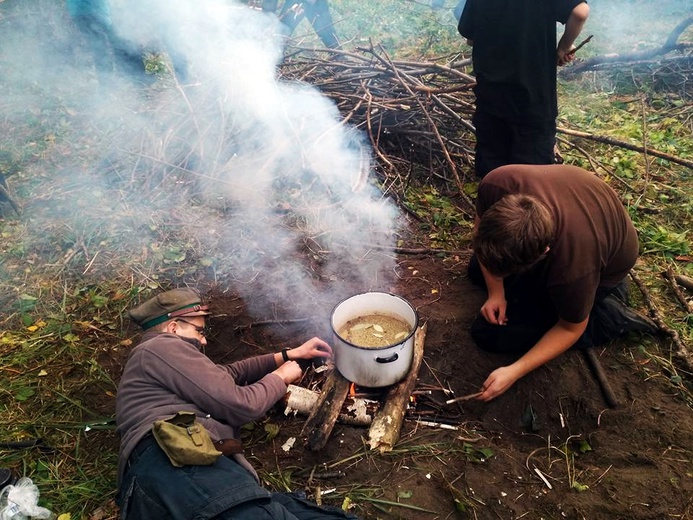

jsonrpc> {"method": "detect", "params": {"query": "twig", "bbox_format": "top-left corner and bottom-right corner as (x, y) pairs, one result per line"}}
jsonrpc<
(569, 34), (593, 55)
(630, 270), (693, 373)
(662, 269), (693, 313)
(445, 392), (482, 405)
(557, 127), (693, 169)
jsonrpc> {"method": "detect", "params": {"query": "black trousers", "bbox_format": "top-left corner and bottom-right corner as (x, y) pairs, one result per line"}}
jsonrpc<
(472, 110), (556, 178)
(467, 255), (625, 354)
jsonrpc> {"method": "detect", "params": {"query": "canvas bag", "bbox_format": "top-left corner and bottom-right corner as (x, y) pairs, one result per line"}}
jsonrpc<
(152, 411), (222, 467)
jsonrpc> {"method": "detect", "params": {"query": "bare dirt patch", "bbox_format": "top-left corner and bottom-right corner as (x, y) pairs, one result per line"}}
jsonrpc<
(203, 252), (693, 520)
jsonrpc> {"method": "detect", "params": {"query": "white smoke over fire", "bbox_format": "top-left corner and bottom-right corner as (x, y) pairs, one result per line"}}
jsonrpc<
(0, 0), (402, 318)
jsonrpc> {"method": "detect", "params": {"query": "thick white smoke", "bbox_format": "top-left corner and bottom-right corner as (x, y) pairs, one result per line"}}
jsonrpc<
(0, 0), (401, 319)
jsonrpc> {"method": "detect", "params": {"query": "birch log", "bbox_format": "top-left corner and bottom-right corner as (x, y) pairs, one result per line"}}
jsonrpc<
(284, 385), (379, 426)
(367, 323), (427, 452)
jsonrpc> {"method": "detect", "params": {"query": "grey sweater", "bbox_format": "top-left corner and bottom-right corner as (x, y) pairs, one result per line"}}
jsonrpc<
(115, 331), (286, 484)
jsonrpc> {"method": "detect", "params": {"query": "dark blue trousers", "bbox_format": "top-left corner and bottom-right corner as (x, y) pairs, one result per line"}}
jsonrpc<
(117, 435), (359, 520)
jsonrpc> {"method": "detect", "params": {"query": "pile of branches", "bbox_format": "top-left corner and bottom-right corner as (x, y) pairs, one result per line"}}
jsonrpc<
(279, 45), (478, 197)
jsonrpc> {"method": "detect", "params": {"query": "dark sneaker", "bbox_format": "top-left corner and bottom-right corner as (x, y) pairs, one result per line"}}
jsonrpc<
(578, 294), (658, 348)
(599, 294), (658, 335)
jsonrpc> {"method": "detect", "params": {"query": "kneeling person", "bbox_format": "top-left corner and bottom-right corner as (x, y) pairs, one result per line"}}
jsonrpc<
(468, 164), (656, 401)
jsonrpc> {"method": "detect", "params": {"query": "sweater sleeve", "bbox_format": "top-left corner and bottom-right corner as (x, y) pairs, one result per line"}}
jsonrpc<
(142, 339), (286, 426)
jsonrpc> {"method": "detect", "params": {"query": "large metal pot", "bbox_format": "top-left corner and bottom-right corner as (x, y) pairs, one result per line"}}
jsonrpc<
(330, 292), (418, 387)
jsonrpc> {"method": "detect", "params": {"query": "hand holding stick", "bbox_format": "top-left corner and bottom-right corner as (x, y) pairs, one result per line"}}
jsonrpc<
(569, 34), (593, 55)
(445, 392), (482, 405)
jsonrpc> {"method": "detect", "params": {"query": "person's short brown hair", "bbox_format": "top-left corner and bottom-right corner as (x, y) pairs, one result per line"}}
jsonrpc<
(473, 194), (555, 277)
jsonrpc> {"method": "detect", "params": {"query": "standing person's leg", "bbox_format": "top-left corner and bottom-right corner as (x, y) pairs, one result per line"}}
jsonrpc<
(508, 118), (556, 166)
(108, 32), (148, 81)
(278, 0), (306, 34)
(472, 110), (512, 177)
(71, 15), (115, 81)
(304, 0), (339, 48)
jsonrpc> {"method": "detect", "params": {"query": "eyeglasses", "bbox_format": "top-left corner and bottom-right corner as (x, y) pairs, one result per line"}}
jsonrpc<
(174, 319), (207, 337)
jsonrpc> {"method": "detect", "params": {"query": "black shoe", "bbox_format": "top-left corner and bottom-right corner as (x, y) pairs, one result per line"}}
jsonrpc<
(599, 294), (658, 336)
(580, 294), (658, 348)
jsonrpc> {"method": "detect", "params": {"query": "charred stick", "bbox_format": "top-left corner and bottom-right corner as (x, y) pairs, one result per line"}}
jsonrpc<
(569, 34), (594, 55)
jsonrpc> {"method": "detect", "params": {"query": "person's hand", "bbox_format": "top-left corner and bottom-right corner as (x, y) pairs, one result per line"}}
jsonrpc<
(477, 365), (521, 401)
(273, 361), (303, 384)
(480, 295), (508, 325)
(557, 46), (576, 66)
(287, 337), (333, 361)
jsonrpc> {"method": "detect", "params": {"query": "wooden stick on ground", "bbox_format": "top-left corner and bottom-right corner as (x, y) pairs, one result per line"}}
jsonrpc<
(367, 323), (427, 452)
(583, 348), (620, 408)
(301, 367), (351, 451)
(630, 270), (693, 373)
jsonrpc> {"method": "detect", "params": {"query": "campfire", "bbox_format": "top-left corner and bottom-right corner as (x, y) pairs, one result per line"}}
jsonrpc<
(282, 322), (480, 453)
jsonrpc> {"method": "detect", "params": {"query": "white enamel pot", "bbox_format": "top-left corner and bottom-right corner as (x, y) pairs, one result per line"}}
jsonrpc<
(330, 292), (418, 388)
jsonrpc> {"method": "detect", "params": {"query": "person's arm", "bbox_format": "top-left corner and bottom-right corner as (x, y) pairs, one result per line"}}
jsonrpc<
(479, 261), (507, 325)
(474, 213), (507, 325)
(478, 316), (588, 401)
(557, 2), (590, 65)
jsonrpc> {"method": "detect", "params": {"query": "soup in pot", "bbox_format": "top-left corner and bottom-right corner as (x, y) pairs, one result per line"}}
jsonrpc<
(337, 313), (411, 348)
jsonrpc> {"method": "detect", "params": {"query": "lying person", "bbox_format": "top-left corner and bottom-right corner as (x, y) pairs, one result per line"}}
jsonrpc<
(116, 287), (358, 519)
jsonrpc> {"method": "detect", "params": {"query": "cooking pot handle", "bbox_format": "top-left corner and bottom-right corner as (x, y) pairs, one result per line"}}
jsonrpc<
(375, 353), (399, 364)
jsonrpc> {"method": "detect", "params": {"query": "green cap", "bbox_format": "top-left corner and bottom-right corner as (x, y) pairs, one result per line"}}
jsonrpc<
(128, 288), (211, 330)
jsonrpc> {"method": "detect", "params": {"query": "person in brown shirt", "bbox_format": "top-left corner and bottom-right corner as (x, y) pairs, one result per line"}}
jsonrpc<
(468, 164), (656, 401)
(115, 287), (358, 519)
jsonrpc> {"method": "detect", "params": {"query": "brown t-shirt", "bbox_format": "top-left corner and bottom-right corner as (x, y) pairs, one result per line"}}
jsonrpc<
(477, 164), (639, 323)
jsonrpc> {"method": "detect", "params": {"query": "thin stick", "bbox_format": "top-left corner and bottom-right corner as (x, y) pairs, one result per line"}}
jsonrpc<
(569, 34), (594, 55)
(445, 392), (482, 404)
(583, 348), (620, 408)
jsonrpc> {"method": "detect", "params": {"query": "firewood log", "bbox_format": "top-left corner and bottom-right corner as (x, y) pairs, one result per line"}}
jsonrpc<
(284, 384), (379, 426)
(301, 367), (351, 451)
(367, 323), (427, 452)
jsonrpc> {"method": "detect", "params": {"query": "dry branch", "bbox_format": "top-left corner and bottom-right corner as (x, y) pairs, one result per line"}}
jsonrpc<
(567, 17), (693, 74)
(557, 127), (693, 169)
(662, 269), (693, 313)
(630, 270), (693, 373)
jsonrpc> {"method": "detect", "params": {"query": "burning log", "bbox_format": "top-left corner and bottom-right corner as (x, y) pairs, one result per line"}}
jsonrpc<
(301, 367), (352, 451)
(367, 323), (427, 452)
(284, 384), (379, 426)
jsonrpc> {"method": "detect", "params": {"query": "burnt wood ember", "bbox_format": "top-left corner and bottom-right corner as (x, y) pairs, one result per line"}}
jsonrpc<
(301, 367), (351, 451)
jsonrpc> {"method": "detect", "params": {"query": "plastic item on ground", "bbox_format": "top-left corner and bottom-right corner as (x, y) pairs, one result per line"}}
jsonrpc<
(0, 477), (53, 520)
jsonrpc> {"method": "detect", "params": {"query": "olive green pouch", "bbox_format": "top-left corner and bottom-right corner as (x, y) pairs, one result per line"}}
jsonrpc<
(152, 411), (222, 467)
